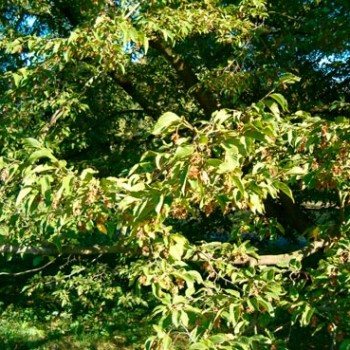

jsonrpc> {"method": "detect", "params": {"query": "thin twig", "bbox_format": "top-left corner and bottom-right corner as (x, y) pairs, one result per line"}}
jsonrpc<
(0, 257), (57, 277)
(124, 3), (141, 19)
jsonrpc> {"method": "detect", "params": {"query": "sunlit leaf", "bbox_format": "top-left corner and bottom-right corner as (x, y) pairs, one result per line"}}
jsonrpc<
(28, 149), (57, 164)
(273, 181), (294, 202)
(96, 222), (108, 234)
(269, 93), (288, 111)
(16, 187), (32, 206)
(152, 112), (182, 135)
(174, 145), (194, 160)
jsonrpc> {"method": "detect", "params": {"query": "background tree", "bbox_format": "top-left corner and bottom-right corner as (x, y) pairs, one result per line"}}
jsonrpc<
(0, 0), (349, 349)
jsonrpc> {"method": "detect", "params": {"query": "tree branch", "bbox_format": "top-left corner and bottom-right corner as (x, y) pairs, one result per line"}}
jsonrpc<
(0, 243), (131, 256)
(0, 257), (57, 277)
(150, 39), (219, 117)
(243, 239), (327, 266)
(115, 76), (159, 118)
(0, 239), (327, 267)
(265, 191), (315, 235)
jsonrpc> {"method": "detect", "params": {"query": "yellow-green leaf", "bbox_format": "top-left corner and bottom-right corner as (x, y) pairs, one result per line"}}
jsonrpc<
(96, 222), (108, 234)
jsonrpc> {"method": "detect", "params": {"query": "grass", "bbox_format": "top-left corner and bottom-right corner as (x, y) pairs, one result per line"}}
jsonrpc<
(0, 303), (151, 350)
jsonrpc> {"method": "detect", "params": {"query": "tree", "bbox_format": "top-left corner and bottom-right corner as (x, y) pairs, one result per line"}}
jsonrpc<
(0, 0), (349, 349)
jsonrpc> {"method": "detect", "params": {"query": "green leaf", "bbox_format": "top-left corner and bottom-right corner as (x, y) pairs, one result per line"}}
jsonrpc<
(294, 110), (311, 118)
(248, 193), (264, 214)
(340, 339), (350, 350)
(264, 99), (280, 119)
(335, 116), (348, 124)
(13, 73), (22, 87)
(96, 222), (108, 234)
(40, 175), (51, 194)
(229, 303), (240, 325)
(285, 166), (307, 176)
(273, 181), (294, 202)
(300, 304), (315, 326)
(40, 175), (52, 205)
(269, 93), (288, 111)
(33, 256), (44, 267)
(62, 174), (74, 195)
(217, 148), (240, 173)
(209, 334), (228, 344)
(244, 129), (268, 142)
(198, 135), (209, 145)
(16, 187), (32, 206)
(278, 73), (301, 85)
(174, 145), (194, 160)
(206, 158), (222, 167)
(189, 343), (208, 350)
(232, 175), (245, 195)
(80, 168), (98, 181)
(169, 234), (187, 261)
(171, 309), (180, 327)
(152, 112), (182, 135)
(32, 165), (55, 173)
(180, 164), (189, 195)
(63, 49), (71, 62)
(143, 36), (149, 54)
(256, 295), (274, 315)
(185, 270), (203, 284)
(28, 149), (57, 164)
(180, 310), (189, 327)
(24, 192), (40, 216)
(53, 41), (61, 53)
(217, 161), (234, 174)
(68, 32), (78, 44)
(212, 109), (231, 125)
(225, 146), (240, 165)
(155, 193), (164, 214)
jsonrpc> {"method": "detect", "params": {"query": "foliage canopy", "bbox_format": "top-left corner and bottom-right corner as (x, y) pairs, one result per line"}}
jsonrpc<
(0, 0), (349, 349)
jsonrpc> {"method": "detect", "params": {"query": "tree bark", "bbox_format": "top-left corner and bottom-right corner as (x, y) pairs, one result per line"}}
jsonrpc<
(150, 39), (219, 117)
(0, 243), (131, 256)
(0, 239), (327, 266)
(115, 76), (159, 118)
(265, 191), (315, 234)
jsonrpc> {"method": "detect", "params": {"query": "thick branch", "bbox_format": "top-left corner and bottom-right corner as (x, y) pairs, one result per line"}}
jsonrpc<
(150, 39), (219, 117)
(242, 239), (327, 267)
(0, 243), (131, 256)
(265, 191), (314, 235)
(0, 239), (327, 267)
(114, 76), (159, 118)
